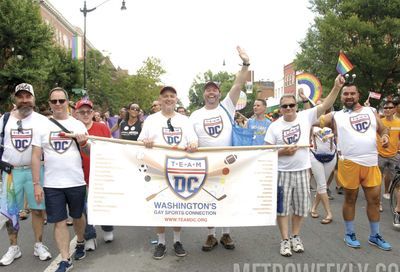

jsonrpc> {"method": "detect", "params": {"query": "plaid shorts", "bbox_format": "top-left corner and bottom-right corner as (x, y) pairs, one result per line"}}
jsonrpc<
(277, 170), (311, 217)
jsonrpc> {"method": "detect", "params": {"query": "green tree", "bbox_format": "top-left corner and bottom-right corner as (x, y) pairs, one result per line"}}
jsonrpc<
(295, 0), (400, 106)
(0, 0), (54, 111)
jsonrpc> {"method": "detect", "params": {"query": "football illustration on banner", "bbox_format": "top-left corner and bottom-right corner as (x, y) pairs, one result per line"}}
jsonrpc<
(296, 73), (322, 104)
(235, 91), (247, 110)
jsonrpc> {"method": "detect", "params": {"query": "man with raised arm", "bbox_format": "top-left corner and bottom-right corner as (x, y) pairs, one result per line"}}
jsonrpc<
(264, 75), (345, 257)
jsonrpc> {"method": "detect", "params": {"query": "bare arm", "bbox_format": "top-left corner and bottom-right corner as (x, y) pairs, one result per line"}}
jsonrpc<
(298, 88), (311, 109)
(32, 146), (44, 204)
(228, 46), (250, 105)
(375, 112), (389, 147)
(317, 74), (345, 118)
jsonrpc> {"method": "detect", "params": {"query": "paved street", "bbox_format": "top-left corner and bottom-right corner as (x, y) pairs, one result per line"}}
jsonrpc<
(1, 187), (400, 272)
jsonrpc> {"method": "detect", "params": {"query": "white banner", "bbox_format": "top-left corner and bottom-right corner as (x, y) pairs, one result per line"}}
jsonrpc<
(88, 140), (277, 227)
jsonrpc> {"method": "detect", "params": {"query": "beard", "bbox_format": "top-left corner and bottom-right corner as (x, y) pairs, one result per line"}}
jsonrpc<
(17, 103), (34, 117)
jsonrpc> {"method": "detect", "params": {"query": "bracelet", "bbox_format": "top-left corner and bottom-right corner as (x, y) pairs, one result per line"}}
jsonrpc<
(242, 62), (250, 66)
(302, 100), (309, 103)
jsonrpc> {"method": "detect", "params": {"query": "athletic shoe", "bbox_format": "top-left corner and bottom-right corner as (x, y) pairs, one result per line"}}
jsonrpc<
(368, 234), (392, 251)
(201, 235), (218, 252)
(344, 233), (361, 248)
(85, 238), (97, 251)
(220, 234), (235, 250)
(382, 193), (390, 200)
(0, 245), (22, 266)
(34, 242), (52, 261)
(173, 242), (187, 257)
(280, 239), (292, 257)
(73, 241), (86, 260)
(290, 235), (304, 253)
(327, 188), (334, 200)
(153, 244), (166, 260)
(393, 212), (400, 228)
(103, 231), (114, 243)
(55, 259), (73, 272)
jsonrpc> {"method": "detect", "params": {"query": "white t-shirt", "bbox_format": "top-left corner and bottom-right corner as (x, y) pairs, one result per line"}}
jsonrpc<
(189, 96), (235, 147)
(138, 111), (198, 147)
(311, 127), (336, 155)
(0, 112), (48, 166)
(265, 107), (318, 171)
(32, 117), (87, 188)
(333, 107), (378, 166)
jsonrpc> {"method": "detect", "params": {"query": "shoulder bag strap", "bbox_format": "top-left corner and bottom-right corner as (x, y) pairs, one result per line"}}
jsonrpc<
(49, 117), (82, 154)
(219, 104), (235, 126)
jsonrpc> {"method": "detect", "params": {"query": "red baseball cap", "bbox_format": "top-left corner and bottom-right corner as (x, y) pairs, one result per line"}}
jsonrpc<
(75, 99), (93, 110)
(160, 86), (177, 95)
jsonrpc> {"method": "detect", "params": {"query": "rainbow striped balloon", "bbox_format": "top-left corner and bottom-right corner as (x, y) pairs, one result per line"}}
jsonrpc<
(296, 73), (322, 103)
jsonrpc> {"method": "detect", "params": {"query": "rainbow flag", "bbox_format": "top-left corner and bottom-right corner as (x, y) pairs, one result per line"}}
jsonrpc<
(336, 52), (354, 75)
(0, 173), (19, 230)
(72, 35), (83, 60)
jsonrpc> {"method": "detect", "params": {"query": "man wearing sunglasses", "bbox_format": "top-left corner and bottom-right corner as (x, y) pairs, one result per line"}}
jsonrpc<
(264, 75), (345, 257)
(74, 99), (115, 251)
(0, 83), (52, 266)
(189, 46), (249, 252)
(31, 87), (89, 272)
(138, 86), (198, 260)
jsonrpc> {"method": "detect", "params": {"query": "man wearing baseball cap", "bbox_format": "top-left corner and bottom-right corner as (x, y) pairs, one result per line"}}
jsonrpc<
(189, 46), (250, 252)
(74, 98), (114, 251)
(0, 83), (52, 266)
(138, 85), (198, 260)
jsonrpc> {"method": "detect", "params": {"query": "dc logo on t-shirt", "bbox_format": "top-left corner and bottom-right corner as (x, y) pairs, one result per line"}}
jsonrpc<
(282, 124), (301, 144)
(350, 114), (371, 133)
(203, 116), (223, 138)
(11, 129), (32, 152)
(163, 127), (182, 145)
(49, 131), (73, 154)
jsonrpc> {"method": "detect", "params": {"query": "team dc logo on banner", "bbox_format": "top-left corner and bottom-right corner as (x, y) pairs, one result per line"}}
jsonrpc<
(162, 127), (182, 145)
(166, 157), (207, 199)
(11, 129), (32, 152)
(49, 131), (73, 154)
(350, 114), (371, 133)
(282, 124), (301, 144)
(203, 116), (223, 138)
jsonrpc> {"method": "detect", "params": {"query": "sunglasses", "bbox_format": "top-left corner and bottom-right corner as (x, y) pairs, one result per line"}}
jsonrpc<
(167, 118), (174, 132)
(77, 110), (93, 115)
(49, 99), (67, 105)
(130, 107), (140, 112)
(383, 106), (394, 109)
(17, 120), (23, 133)
(280, 103), (296, 109)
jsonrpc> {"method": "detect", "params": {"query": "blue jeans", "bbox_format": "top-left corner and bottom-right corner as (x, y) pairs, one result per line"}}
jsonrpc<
(84, 203), (113, 240)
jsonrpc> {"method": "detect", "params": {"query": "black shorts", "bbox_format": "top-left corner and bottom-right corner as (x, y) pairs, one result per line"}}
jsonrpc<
(44, 185), (87, 223)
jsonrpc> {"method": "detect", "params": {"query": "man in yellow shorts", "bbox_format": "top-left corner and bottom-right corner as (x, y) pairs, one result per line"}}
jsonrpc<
(324, 83), (392, 251)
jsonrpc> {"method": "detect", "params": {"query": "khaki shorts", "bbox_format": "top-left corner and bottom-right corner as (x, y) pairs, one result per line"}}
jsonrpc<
(338, 159), (381, 189)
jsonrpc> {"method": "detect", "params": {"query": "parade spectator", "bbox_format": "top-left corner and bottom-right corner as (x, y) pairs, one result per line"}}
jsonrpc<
(138, 86), (198, 260)
(119, 103), (142, 141)
(323, 83), (392, 251)
(177, 106), (188, 116)
(75, 98), (115, 251)
(0, 83), (51, 266)
(150, 100), (161, 114)
(110, 107), (127, 137)
(246, 99), (271, 145)
(234, 111), (247, 128)
(31, 87), (89, 272)
(189, 46), (250, 252)
(264, 75), (344, 257)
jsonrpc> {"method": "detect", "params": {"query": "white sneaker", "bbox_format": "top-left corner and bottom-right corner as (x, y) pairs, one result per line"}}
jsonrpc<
(0, 245), (22, 266)
(290, 236), (305, 253)
(280, 240), (292, 257)
(383, 193), (390, 200)
(85, 238), (97, 251)
(34, 242), (52, 261)
(103, 231), (114, 243)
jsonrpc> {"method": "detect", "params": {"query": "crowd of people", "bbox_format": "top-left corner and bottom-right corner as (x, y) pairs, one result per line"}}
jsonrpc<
(0, 46), (400, 272)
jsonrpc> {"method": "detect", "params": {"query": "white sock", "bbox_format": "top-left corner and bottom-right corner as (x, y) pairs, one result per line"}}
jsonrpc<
(208, 227), (216, 236)
(222, 227), (230, 234)
(157, 233), (166, 245)
(173, 231), (181, 243)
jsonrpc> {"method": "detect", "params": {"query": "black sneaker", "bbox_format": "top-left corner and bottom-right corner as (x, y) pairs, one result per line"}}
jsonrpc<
(173, 242), (187, 257)
(393, 212), (400, 228)
(336, 186), (344, 195)
(73, 241), (86, 260)
(153, 244), (166, 260)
